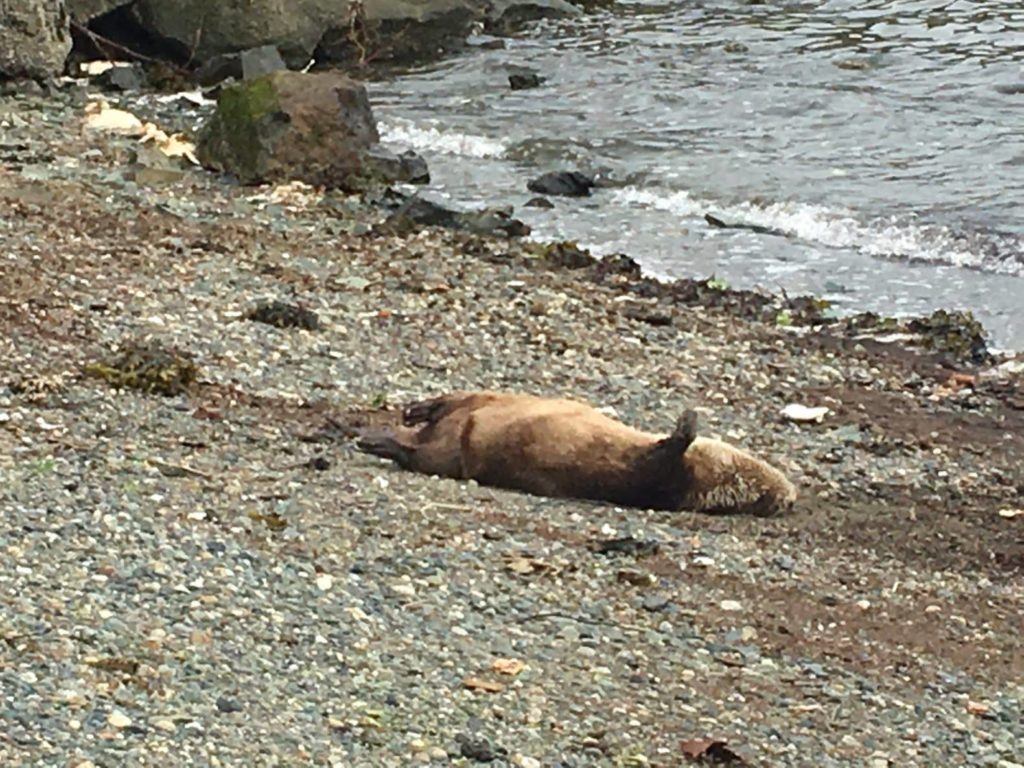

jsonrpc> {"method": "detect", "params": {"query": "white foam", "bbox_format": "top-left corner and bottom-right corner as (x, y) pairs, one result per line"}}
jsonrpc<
(379, 118), (507, 159)
(611, 186), (1023, 276)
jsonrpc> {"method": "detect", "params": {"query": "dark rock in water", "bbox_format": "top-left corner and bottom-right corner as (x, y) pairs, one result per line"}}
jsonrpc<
(705, 212), (788, 238)
(93, 63), (147, 91)
(240, 44), (287, 80)
(995, 83), (1024, 95)
(525, 196), (554, 209)
(361, 147), (430, 185)
(382, 197), (529, 238)
(197, 70), (386, 190)
(246, 300), (321, 331)
(509, 72), (545, 90)
(527, 170), (595, 197)
(0, 0), (72, 80)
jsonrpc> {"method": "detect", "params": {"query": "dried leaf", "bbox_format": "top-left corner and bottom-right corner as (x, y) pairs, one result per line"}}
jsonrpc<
(462, 676), (505, 693)
(681, 739), (746, 764)
(491, 658), (526, 676)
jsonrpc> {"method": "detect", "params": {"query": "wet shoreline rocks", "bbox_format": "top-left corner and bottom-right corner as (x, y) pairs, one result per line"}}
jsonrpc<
(0, 0), (591, 83)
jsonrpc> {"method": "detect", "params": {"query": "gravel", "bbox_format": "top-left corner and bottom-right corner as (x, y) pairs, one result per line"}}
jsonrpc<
(1, 81), (1022, 767)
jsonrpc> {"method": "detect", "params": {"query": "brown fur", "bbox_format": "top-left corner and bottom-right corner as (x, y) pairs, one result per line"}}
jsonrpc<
(355, 391), (797, 516)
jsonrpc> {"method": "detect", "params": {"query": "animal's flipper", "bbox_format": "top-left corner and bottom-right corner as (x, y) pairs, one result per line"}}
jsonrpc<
(355, 428), (417, 469)
(661, 409), (698, 453)
(402, 396), (450, 427)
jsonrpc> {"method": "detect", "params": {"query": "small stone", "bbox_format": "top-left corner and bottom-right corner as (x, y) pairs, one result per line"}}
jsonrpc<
(216, 696), (243, 713)
(642, 594), (670, 612)
(508, 72), (545, 90)
(719, 599), (742, 612)
(457, 733), (505, 762)
(152, 718), (176, 732)
(108, 710), (132, 728)
(315, 573), (334, 591)
(514, 756), (541, 768)
(524, 196), (554, 209)
(527, 170), (594, 197)
(773, 555), (796, 571)
(856, 599), (871, 610)
(390, 582), (416, 598)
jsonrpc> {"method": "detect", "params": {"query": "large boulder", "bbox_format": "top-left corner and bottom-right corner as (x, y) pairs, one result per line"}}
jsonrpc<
(133, 0), (338, 66)
(484, 0), (580, 33)
(197, 70), (420, 190)
(64, 0), (583, 71)
(0, 0), (72, 79)
(315, 0), (488, 66)
(66, 0), (127, 21)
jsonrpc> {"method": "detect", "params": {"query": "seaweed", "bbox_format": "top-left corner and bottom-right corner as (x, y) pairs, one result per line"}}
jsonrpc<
(246, 299), (321, 331)
(84, 340), (198, 397)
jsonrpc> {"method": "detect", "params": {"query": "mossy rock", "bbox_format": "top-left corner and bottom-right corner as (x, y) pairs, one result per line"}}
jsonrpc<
(84, 340), (198, 397)
(196, 70), (382, 189)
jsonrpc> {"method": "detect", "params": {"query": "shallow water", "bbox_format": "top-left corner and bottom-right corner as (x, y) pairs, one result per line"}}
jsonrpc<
(370, 0), (1024, 350)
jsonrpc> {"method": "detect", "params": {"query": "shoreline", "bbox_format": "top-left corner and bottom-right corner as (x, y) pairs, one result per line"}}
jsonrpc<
(2, 78), (1023, 766)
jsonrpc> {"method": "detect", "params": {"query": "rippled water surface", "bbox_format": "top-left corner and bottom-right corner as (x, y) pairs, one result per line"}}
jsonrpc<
(370, 0), (1024, 349)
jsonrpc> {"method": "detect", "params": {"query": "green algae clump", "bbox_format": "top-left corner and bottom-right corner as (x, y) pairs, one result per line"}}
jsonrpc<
(84, 341), (199, 397)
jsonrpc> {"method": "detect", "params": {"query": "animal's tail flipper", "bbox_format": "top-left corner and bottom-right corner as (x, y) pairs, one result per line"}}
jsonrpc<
(355, 428), (417, 469)
(402, 396), (450, 427)
(402, 391), (502, 427)
(662, 409), (699, 452)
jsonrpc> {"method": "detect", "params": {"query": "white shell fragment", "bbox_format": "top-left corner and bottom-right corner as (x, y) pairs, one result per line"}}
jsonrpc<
(781, 403), (830, 423)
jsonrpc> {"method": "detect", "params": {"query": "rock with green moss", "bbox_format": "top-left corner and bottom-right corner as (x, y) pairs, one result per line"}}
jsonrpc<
(197, 70), (407, 190)
(84, 340), (199, 397)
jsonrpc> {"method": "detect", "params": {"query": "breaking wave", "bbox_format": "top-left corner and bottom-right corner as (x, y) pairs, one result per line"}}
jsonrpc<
(612, 186), (1024, 276)
(379, 118), (507, 159)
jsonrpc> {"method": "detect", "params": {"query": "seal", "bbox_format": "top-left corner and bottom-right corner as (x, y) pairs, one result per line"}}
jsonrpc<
(355, 391), (796, 516)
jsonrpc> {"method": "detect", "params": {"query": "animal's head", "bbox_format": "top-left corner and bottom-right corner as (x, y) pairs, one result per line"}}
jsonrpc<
(658, 409), (796, 516)
(683, 435), (797, 516)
